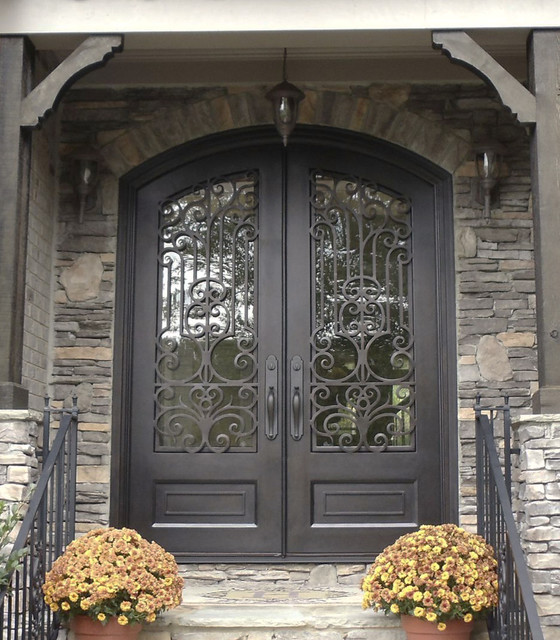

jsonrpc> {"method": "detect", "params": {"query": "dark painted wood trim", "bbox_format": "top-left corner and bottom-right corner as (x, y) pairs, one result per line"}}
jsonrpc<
(435, 176), (459, 522)
(529, 30), (560, 412)
(20, 35), (123, 128)
(0, 37), (33, 408)
(110, 178), (137, 527)
(432, 30), (536, 125)
(0, 35), (122, 409)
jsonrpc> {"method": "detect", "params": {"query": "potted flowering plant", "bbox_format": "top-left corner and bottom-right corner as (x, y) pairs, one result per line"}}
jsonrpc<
(43, 527), (183, 639)
(362, 524), (498, 638)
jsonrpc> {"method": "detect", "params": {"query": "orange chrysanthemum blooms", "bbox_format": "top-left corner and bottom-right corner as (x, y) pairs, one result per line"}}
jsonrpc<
(42, 527), (184, 626)
(361, 524), (498, 627)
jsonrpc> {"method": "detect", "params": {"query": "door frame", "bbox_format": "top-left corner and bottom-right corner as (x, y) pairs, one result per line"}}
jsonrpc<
(111, 125), (458, 560)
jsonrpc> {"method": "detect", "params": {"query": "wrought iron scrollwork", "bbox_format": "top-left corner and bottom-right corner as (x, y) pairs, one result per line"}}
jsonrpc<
(309, 170), (416, 452)
(155, 172), (259, 453)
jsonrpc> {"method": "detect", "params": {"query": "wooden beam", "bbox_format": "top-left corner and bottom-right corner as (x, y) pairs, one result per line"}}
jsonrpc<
(432, 30), (536, 124)
(529, 30), (560, 413)
(0, 35), (122, 408)
(432, 29), (560, 411)
(20, 35), (122, 128)
(0, 37), (32, 408)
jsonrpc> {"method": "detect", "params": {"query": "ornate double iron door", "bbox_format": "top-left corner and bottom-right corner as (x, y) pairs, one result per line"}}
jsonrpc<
(128, 135), (447, 560)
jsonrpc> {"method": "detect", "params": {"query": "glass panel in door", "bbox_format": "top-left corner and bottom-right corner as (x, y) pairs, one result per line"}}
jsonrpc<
(155, 173), (259, 453)
(309, 170), (415, 452)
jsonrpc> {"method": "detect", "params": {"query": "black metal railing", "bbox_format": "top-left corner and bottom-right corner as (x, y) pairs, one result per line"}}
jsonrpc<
(475, 397), (544, 640)
(0, 399), (78, 640)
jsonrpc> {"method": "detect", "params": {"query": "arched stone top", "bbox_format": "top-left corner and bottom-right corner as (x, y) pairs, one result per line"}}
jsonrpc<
(98, 88), (471, 177)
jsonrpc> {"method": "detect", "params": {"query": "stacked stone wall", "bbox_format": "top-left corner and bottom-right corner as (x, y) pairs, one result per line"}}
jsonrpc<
(45, 83), (536, 534)
(22, 118), (59, 412)
(513, 416), (560, 640)
(454, 130), (536, 526)
(181, 563), (366, 588)
(0, 411), (41, 504)
(53, 170), (116, 533)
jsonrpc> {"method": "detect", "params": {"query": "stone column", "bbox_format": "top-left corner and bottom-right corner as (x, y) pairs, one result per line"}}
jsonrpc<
(0, 410), (41, 504)
(512, 415), (560, 639)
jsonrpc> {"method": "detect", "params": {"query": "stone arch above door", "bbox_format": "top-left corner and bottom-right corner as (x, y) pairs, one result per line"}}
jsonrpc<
(98, 88), (471, 177)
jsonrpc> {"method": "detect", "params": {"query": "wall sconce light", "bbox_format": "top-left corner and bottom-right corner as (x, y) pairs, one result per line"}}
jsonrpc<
(474, 143), (505, 218)
(74, 151), (100, 223)
(266, 48), (305, 146)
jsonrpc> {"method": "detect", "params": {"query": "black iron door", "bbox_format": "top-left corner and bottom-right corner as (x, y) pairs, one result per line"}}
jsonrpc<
(120, 129), (454, 560)
(285, 146), (446, 555)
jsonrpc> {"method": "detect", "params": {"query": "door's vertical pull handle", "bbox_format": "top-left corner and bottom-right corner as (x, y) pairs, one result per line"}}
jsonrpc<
(290, 355), (303, 440)
(265, 355), (278, 440)
(292, 387), (301, 438)
(267, 387), (275, 436)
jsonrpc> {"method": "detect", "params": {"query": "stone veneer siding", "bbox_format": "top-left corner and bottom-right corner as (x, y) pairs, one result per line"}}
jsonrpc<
(513, 416), (560, 640)
(22, 118), (59, 412)
(180, 563), (366, 589)
(34, 82), (536, 535)
(0, 410), (40, 503)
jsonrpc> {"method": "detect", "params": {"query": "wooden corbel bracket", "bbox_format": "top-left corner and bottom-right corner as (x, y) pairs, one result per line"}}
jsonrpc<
(432, 30), (536, 125)
(20, 35), (123, 129)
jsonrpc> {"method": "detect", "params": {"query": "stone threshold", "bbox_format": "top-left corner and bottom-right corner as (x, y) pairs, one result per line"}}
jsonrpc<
(178, 583), (361, 605)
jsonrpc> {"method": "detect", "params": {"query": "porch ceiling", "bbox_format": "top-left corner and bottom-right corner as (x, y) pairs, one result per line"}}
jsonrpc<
(32, 29), (531, 86)
(2, 0), (557, 33)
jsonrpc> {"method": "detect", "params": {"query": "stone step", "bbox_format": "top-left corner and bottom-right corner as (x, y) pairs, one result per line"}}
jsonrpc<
(138, 586), (488, 640)
(62, 562), (493, 640)
(141, 602), (404, 640)
(137, 580), (398, 640)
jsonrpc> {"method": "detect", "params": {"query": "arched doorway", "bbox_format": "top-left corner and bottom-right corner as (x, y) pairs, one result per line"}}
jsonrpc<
(112, 126), (456, 561)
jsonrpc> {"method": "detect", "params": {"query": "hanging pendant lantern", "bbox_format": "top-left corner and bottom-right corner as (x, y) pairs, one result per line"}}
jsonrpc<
(266, 49), (305, 146)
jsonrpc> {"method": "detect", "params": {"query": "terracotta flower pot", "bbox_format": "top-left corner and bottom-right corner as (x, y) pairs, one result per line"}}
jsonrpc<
(401, 615), (475, 640)
(70, 616), (142, 640)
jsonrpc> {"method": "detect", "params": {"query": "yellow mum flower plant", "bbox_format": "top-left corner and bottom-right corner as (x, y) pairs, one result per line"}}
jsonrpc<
(362, 524), (498, 629)
(42, 527), (183, 626)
